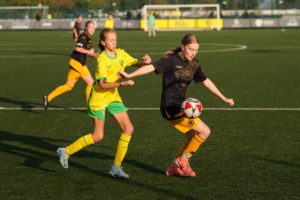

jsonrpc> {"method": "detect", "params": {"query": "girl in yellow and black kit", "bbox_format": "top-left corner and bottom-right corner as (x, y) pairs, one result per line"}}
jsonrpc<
(43, 20), (98, 110)
(120, 34), (235, 177)
(56, 28), (151, 179)
(72, 15), (83, 42)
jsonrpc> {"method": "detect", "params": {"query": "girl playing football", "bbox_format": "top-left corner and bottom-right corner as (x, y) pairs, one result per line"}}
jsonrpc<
(44, 20), (98, 110)
(120, 33), (234, 177)
(57, 28), (151, 179)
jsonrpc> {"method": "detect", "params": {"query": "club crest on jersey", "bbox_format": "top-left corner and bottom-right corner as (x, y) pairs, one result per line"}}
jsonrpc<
(119, 60), (124, 67)
(188, 119), (194, 126)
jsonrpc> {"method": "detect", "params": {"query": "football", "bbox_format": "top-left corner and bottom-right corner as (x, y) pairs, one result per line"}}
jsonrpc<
(181, 98), (203, 119)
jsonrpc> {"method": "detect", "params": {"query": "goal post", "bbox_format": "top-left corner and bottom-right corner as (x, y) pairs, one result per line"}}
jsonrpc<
(0, 6), (49, 20)
(141, 4), (222, 31)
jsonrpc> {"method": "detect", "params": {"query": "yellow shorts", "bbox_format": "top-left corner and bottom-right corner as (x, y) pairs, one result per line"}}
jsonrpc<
(169, 117), (201, 134)
(69, 58), (91, 78)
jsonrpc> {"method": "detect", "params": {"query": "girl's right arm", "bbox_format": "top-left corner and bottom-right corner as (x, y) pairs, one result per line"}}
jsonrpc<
(119, 64), (155, 79)
(75, 47), (98, 58)
(99, 79), (134, 90)
(73, 28), (78, 41)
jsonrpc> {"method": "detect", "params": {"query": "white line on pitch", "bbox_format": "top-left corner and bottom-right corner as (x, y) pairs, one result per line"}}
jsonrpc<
(0, 107), (299, 111)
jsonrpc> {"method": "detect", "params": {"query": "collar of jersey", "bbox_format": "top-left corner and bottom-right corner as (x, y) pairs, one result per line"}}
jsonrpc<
(104, 50), (117, 59)
(178, 51), (193, 63)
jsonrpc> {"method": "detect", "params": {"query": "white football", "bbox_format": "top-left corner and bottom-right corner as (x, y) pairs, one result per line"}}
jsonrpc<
(181, 98), (203, 119)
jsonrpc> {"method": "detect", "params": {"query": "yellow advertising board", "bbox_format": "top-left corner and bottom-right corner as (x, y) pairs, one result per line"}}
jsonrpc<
(141, 18), (223, 29)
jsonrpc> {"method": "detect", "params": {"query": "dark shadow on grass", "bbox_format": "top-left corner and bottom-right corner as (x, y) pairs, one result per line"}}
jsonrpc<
(0, 130), (69, 171)
(0, 96), (86, 113)
(249, 155), (300, 168)
(126, 159), (165, 174)
(0, 130), (195, 199)
(0, 130), (164, 174)
(0, 96), (41, 113)
(66, 162), (196, 200)
(251, 49), (284, 53)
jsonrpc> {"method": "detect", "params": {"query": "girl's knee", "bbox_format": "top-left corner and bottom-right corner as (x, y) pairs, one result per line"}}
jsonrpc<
(198, 126), (211, 140)
(122, 124), (134, 135)
(84, 77), (94, 85)
(66, 81), (75, 90)
(86, 80), (94, 85)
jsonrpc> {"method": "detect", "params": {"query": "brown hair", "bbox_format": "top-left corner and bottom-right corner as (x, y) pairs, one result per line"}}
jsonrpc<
(98, 28), (116, 51)
(84, 20), (95, 35)
(85, 20), (94, 28)
(164, 33), (199, 56)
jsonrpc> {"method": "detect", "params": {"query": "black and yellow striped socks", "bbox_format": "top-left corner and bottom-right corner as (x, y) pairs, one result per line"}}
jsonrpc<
(182, 134), (205, 160)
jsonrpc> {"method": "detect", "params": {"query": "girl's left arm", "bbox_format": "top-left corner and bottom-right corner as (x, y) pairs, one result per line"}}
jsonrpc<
(202, 78), (235, 106)
(137, 54), (152, 67)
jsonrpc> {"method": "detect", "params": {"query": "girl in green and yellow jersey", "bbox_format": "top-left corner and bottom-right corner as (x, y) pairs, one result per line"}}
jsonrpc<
(57, 28), (152, 179)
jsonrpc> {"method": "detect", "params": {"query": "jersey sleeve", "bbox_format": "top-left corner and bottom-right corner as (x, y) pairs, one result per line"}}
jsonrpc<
(121, 50), (138, 69)
(193, 65), (207, 83)
(76, 34), (87, 49)
(153, 56), (172, 74)
(95, 58), (107, 81)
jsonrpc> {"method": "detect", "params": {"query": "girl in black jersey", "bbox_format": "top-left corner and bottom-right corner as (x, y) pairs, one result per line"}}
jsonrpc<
(120, 34), (234, 177)
(73, 15), (83, 42)
(44, 20), (98, 110)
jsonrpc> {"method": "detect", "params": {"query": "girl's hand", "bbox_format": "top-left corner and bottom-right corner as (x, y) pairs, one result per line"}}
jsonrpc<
(92, 53), (99, 58)
(119, 71), (130, 79)
(224, 98), (235, 106)
(143, 55), (152, 64)
(122, 79), (135, 86)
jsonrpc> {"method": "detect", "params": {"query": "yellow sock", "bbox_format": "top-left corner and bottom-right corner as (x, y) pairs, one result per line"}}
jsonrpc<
(48, 84), (72, 102)
(66, 134), (94, 156)
(176, 138), (190, 158)
(85, 84), (93, 102)
(182, 134), (205, 159)
(114, 133), (131, 167)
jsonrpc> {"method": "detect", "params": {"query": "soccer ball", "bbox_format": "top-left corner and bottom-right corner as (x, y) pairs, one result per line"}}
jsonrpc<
(181, 98), (203, 119)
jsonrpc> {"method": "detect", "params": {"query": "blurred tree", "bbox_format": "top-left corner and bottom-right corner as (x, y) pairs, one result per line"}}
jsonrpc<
(73, 0), (89, 13)
(88, 0), (108, 9)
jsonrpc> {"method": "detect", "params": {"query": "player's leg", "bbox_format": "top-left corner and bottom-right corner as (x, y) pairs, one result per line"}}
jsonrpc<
(183, 120), (211, 159)
(109, 102), (133, 178)
(166, 117), (210, 177)
(45, 69), (79, 109)
(57, 110), (105, 169)
(165, 118), (191, 176)
(175, 119), (210, 177)
(80, 65), (94, 102)
(153, 26), (156, 37)
(65, 118), (104, 155)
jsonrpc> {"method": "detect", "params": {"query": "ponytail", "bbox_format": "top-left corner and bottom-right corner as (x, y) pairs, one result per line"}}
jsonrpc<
(98, 41), (105, 52)
(164, 47), (181, 57)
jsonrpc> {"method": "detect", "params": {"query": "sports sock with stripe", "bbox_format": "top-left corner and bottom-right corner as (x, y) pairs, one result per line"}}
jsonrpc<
(113, 133), (131, 167)
(66, 133), (94, 156)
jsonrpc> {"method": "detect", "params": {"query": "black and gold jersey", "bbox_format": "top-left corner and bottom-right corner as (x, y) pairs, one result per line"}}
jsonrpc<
(70, 32), (93, 66)
(153, 53), (207, 119)
(73, 21), (82, 39)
